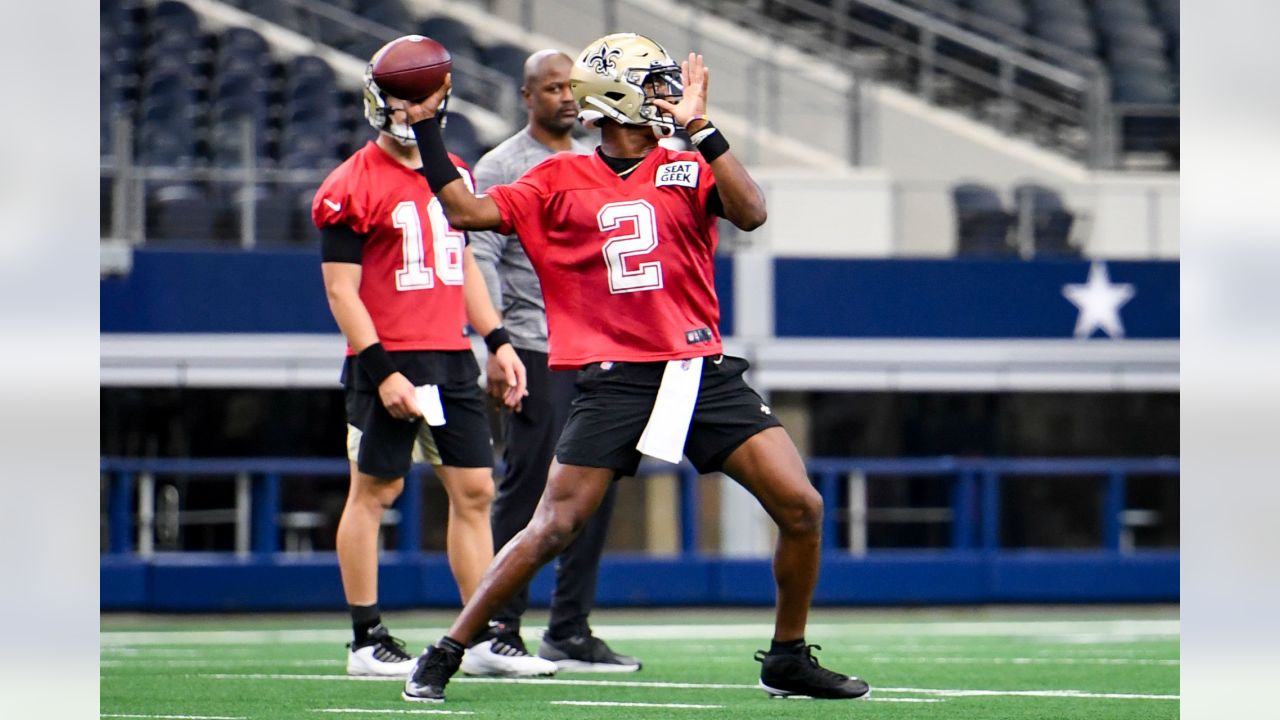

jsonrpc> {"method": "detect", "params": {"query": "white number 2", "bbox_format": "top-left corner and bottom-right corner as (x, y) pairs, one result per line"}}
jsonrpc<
(599, 200), (663, 294)
(392, 199), (465, 291)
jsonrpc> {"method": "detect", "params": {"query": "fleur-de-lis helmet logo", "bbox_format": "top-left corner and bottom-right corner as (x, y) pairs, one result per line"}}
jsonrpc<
(585, 42), (622, 75)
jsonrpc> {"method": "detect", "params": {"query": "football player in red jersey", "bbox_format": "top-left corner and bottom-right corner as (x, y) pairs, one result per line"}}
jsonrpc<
(399, 34), (871, 702)
(314, 38), (546, 679)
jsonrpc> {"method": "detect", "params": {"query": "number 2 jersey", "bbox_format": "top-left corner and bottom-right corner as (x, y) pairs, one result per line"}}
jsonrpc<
(312, 141), (474, 354)
(486, 146), (724, 370)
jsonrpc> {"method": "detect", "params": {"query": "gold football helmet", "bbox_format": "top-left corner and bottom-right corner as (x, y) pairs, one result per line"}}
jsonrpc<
(570, 33), (683, 137)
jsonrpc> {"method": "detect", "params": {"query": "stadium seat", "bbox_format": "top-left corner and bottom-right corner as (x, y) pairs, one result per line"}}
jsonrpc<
(418, 16), (480, 63)
(148, 183), (216, 242)
(442, 113), (483, 167)
(963, 0), (1028, 32)
(150, 0), (201, 38)
(293, 185), (323, 245)
(1091, 0), (1151, 25)
(286, 55), (336, 89)
(219, 26), (270, 59)
(215, 185), (295, 245)
(1107, 46), (1171, 76)
(233, 0), (299, 28)
(348, 123), (378, 155)
(1028, 0), (1089, 23)
(1111, 70), (1176, 104)
(1032, 22), (1098, 57)
(1013, 183), (1076, 256)
(360, 0), (414, 31)
(1151, 0), (1178, 32)
(1101, 23), (1166, 55)
(483, 42), (531, 85)
(953, 183), (1015, 256)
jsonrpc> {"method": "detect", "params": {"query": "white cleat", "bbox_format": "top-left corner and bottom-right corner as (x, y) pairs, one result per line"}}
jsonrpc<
(460, 630), (558, 677)
(347, 625), (418, 677)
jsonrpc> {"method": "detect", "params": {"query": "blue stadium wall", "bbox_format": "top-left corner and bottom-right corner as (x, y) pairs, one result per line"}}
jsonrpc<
(101, 249), (1179, 610)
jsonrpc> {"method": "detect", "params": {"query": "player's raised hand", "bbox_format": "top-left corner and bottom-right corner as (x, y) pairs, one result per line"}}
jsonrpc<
(652, 53), (709, 129)
(378, 372), (422, 421)
(400, 73), (453, 124)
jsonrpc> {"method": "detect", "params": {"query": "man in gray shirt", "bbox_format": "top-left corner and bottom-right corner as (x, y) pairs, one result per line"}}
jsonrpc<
(461, 50), (641, 674)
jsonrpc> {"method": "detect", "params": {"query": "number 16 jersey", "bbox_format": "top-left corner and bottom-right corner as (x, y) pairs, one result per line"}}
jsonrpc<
(487, 146), (724, 370)
(313, 141), (474, 354)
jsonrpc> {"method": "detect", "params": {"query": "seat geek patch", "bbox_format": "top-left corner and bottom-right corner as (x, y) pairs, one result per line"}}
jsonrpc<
(655, 161), (699, 188)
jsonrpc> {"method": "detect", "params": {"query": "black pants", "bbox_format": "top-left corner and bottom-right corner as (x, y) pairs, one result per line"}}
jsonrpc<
(492, 347), (619, 638)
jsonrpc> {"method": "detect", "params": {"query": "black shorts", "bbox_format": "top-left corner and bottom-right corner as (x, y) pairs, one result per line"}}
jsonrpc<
(343, 350), (494, 478)
(555, 355), (782, 477)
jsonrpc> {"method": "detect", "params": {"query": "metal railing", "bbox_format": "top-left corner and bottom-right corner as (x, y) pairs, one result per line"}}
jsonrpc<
(101, 455), (1179, 558)
(102, 117), (334, 248)
(690, 0), (1176, 168)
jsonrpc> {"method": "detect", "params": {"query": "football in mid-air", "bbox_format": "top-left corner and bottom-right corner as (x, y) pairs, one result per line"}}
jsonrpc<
(370, 35), (452, 101)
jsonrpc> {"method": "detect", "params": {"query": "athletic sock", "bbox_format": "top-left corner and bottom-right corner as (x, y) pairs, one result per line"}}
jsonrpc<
(438, 636), (466, 654)
(769, 638), (807, 655)
(350, 603), (382, 646)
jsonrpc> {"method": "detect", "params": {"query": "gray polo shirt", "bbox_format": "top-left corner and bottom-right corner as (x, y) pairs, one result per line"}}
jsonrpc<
(470, 126), (595, 353)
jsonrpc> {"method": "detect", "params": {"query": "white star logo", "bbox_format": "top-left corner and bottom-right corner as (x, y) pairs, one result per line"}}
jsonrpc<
(1062, 262), (1136, 339)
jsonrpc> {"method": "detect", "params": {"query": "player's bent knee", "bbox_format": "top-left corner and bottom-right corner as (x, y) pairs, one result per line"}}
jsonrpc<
(353, 474), (404, 509)
(457, 477), (496, 513)
(529, 511), (579, 560)
(777, 487), (823, 537)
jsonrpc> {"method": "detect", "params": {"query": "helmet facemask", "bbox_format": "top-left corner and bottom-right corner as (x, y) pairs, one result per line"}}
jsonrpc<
(362, 48), (450, 146)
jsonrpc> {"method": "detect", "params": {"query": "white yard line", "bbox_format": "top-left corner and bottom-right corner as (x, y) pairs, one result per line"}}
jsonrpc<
(552, 701), (723, 709)
(101, 715), (247, 720)
(868, 656), (1180, 666)
(198, 673), (1179, 701)
(100, 619), (1179, 647)
(312, 710), (473, 716)
(878, 687), (1179, 701)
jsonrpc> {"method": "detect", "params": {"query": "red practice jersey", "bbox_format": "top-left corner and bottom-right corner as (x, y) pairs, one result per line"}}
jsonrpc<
(313, 142), (474, 354)
(487, 147), (724, 370)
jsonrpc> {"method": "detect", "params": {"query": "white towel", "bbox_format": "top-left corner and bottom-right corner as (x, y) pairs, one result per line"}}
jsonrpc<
(415, 384), (447, 426)
(636, 357), (703, 464)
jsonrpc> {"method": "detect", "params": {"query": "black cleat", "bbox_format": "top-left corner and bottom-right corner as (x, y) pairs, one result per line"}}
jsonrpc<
(537, 632), (642, 673)
(402, 643), (463, 703)
(754, 644), (871, 699)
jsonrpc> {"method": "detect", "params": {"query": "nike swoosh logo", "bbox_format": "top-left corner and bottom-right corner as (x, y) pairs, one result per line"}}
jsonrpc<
(323, 199), (342, 212)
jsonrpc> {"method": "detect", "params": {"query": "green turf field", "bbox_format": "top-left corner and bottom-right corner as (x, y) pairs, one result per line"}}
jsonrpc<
(101, 606), (1179, 719)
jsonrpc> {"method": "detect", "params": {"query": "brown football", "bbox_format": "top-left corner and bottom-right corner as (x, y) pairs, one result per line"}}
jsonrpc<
(370, 35), (452, 101)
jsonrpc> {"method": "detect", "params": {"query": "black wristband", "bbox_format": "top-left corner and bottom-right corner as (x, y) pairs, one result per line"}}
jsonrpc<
(689, 121), (731, 163)
(484, 326), (512, 354)
(357, 342), (398, 386)
(411, 117), (462, 193)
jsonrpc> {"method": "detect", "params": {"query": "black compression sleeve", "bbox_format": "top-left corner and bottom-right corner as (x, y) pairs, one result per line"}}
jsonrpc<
(320, 224), (365, 263)
(411, 117), (463, 193)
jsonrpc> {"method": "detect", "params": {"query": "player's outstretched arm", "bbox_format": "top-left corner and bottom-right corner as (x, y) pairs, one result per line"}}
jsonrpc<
(653, 54), (767, 231)
(401, 76), (504, 231)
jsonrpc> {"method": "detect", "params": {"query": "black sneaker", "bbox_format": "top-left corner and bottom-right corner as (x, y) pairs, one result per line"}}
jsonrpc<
(346, 624), (416, 677)
(402, 644), (463, 703)
(537, 632), (642, 673)
(754, 644), (871, 699)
